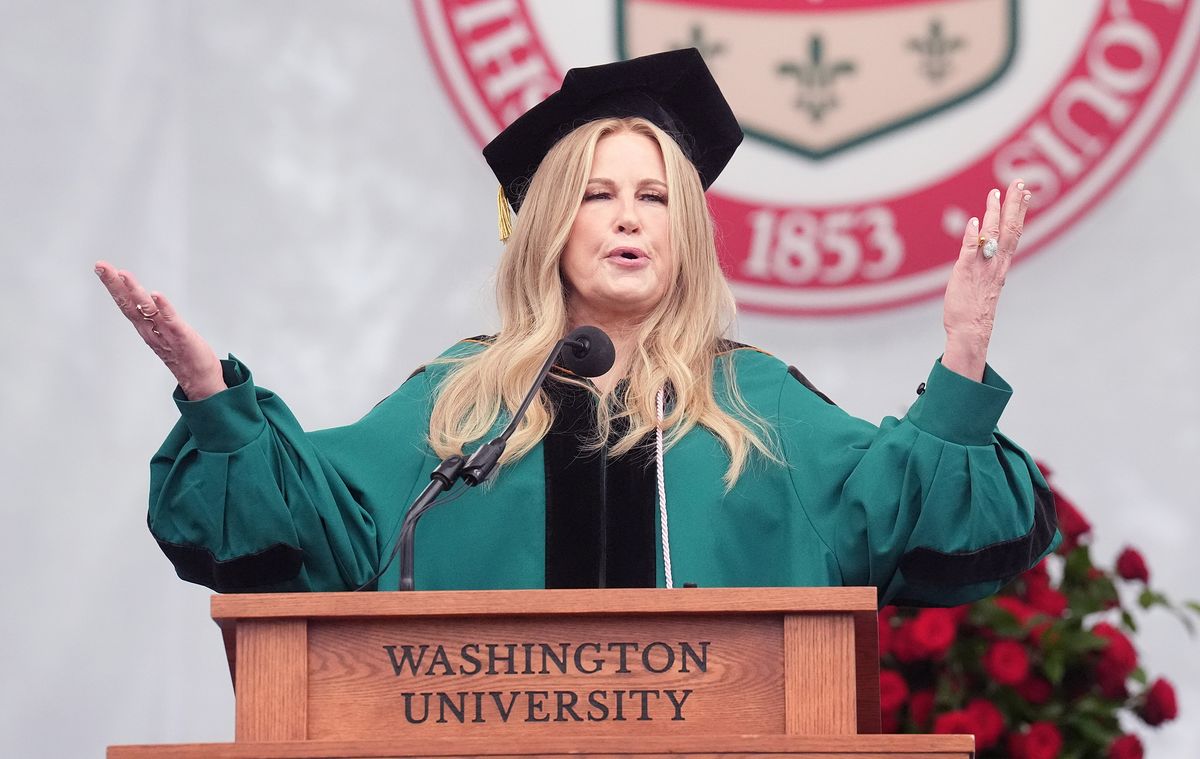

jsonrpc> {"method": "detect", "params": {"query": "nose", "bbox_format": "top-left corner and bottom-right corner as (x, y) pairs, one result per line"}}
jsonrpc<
(614, 197), (641, 235)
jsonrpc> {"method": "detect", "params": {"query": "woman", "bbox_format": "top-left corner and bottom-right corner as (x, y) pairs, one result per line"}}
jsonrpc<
(95, 50), (1057, 604)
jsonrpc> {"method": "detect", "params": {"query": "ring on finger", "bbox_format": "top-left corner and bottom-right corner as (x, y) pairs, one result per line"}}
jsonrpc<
(136, 303), (159, 320)
(151, 327), (162, 336)
(980, 238), (999, 260)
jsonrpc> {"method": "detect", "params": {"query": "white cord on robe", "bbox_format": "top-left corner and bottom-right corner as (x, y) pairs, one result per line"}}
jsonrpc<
(656, 386), (673, 589)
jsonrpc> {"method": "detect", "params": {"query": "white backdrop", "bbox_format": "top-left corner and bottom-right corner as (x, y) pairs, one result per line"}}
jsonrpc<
(1, 2), (1197, 756)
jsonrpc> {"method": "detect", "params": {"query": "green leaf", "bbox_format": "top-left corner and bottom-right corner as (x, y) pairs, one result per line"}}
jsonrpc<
(1178, 610), (1195, 636)
(1121, 610), (1138, 632)
(1096, 579), (1120, 608)
(1066, 713), (1120, 746)
(1072, 695), (1106, 713)
(1044, 649), (1066, 684)
(1064, 545), (1094, 583)
(1131, 666), (1147, 685)
(934, 674), (963, 710)
(1184, 600), (1200, 615)
(975, 600), (1030, 637)
(1139, 589), (1169, 609)
(1072, 628), (1114, 660)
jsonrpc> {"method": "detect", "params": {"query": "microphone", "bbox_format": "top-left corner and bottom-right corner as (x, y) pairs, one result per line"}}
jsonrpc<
(392, 327), (613, 591)
(559, 325), (615, 378)
(460, 326), (614, 485)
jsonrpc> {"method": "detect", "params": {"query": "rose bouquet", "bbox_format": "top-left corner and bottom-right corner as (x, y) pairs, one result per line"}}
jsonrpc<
(879, 465), (1197, 758)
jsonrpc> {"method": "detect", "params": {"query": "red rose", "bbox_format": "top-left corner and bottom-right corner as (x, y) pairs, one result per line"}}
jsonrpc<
(994, 596), (1038, 627)
(966, 698), (1005, 751)
(1093, 622), (1138, 678)
(984, 639), (1030, 686)
(1054, 493), (1091, 552)
(1116, 547), (1150, 583)
(908, 689), (935, 730)
(1025, 576), (1068, 617)
(1027, 721), (1063, 758)
(1016, 676), (1053, 705)
(910, 608), (958, 658)
(1009, 721), (1064, 759)
(891, 620), (927, 662)
(1140, 678), (1178, 726)
(1096, 657), (1131, 700)
(1092, 622), (1138, 699)
(1109, 734), (1144, 759)
(879, 668), (909, 714)
(933, 709), (975, 736)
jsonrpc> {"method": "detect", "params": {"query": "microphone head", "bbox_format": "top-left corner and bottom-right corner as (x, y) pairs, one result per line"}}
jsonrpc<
(561, 326), (615, 378)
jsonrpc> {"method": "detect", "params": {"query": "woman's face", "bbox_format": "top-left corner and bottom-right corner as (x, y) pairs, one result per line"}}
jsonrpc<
(560, 131), (673, 324)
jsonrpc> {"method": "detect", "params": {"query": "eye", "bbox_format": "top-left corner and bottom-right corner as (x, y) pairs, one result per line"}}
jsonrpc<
(640, 192), (667, 204)
(583, 191), (612, 201)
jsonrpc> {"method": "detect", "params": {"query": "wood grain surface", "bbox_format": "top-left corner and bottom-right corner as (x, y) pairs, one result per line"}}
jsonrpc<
(235, 620), (307, 741)
(783, 615), (856, 735)
(853, 612), (881, 734)
(305, 615), (784, 740)
(212, 588), (877, 626)
(109, 733), (975, 758)
(214, 589), (885, 747)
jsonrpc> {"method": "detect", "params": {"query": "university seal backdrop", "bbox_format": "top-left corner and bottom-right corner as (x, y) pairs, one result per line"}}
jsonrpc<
(417, 0), (1200, 314)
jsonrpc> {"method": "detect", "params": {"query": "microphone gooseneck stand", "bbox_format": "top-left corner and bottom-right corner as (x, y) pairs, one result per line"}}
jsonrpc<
(387, 326), (614, 591)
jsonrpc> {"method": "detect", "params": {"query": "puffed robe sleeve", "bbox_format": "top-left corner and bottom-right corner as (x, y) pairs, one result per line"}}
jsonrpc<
(147, 356), (437, 592)
(777, 359), (1060, 607)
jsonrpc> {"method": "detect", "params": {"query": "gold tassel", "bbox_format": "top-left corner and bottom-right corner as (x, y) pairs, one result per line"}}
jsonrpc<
(497, 185), (513, 242)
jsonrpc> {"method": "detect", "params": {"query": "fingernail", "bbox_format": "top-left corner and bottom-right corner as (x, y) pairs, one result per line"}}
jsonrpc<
(991, 189), (1001, 200)
(969, 217), (979, 230)
(1016, 181), (1025, 191)
(94, 267), (103, 276)
(1023, 192), (1032, 203)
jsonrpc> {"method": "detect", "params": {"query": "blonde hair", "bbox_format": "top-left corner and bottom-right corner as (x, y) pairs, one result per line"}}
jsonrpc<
(428, 117), (777, 486)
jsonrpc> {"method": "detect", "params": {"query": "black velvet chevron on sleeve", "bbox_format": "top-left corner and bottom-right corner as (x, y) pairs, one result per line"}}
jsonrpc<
(898, 483), (1058, 586)
(787, 365), (836, 406)
(155, 537), (304, 592)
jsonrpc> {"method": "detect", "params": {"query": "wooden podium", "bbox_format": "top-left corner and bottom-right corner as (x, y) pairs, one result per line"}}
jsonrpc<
(108, 587), (973, 757)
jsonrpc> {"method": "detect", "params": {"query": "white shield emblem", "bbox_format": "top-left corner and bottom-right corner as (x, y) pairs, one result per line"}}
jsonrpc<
(618, 0), (1018, 158)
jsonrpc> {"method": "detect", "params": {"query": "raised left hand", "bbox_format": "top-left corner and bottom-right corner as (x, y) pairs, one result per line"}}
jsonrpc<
(941, 178), (1031, 381)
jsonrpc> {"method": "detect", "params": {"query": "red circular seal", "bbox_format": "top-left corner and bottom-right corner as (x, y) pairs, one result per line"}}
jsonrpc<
(417, 0), (1199, 315)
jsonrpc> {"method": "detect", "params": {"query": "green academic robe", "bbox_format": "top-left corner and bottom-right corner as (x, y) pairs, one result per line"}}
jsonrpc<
(148, 341), (1058, 606)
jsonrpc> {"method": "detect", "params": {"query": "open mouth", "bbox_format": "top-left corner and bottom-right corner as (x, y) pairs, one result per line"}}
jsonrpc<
(609, 247), (647, 261)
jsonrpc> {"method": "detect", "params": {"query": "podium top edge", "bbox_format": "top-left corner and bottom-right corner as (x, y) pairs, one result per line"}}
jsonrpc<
(211, 586), (877, 621)
(111, 733), (974, 757)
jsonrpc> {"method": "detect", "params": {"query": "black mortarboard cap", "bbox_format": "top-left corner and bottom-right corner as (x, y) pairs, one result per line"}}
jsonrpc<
(483, 48), (743, 213)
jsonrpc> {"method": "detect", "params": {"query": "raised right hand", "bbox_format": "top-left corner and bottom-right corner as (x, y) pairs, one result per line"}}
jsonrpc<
(95, 261), (227, 401)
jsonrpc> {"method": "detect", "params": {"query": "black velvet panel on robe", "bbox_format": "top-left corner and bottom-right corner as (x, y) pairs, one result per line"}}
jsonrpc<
(542, 375), (657, 588)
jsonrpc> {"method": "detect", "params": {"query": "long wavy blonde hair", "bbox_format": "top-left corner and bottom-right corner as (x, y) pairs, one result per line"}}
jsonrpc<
(428, 117), (777, 486)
